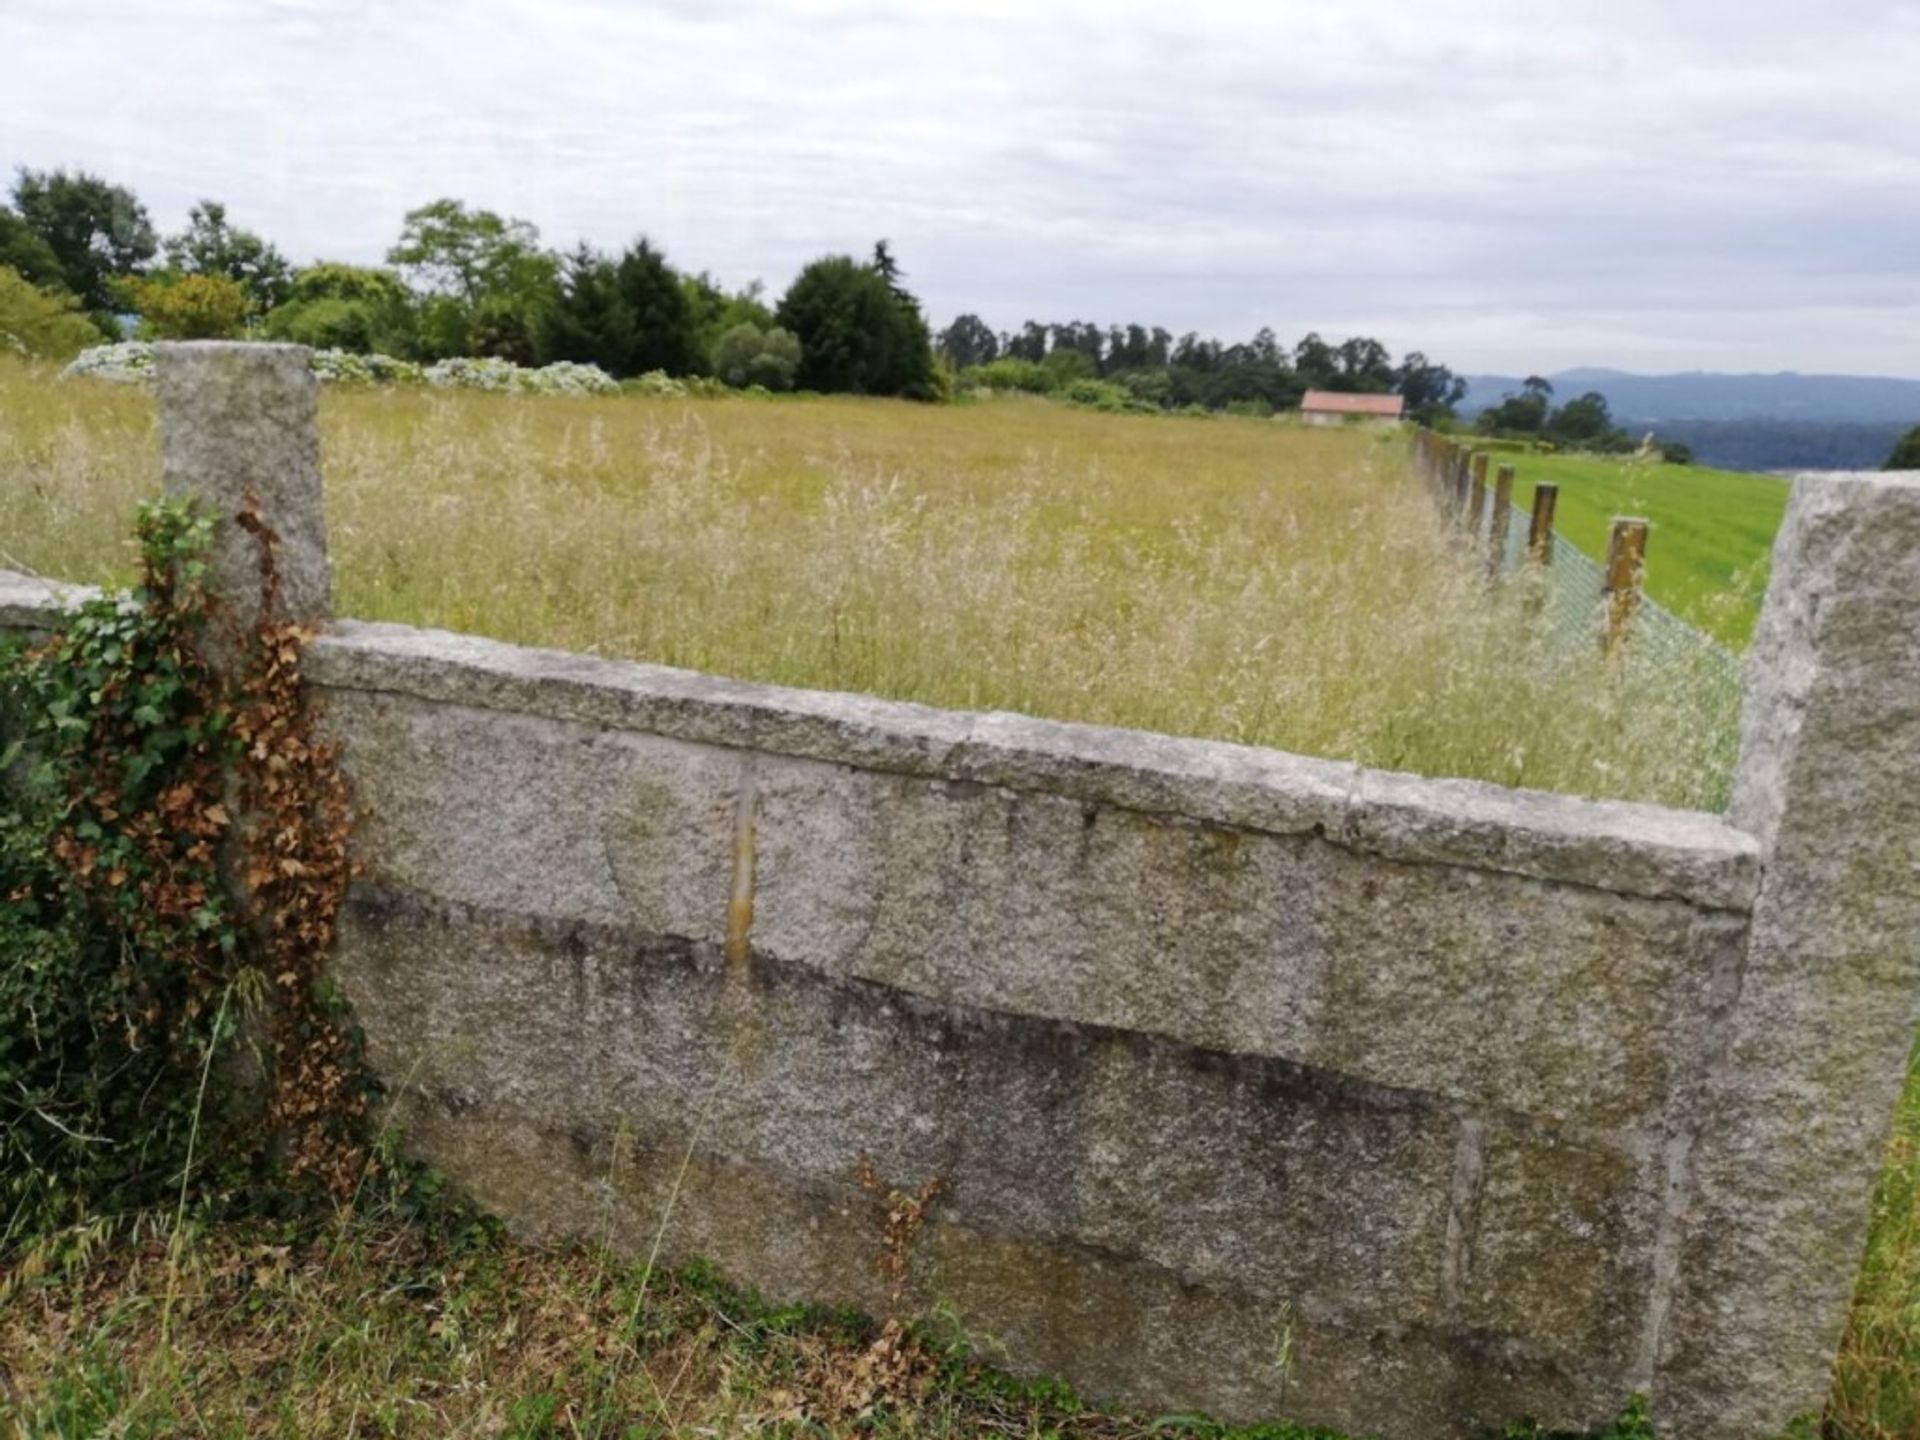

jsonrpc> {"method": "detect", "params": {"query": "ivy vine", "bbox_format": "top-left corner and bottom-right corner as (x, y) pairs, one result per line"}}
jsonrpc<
(1, 494), (366, 1257)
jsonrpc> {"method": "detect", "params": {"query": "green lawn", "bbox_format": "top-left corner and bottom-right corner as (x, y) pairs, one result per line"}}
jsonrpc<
(1488, 453), (1790, 650)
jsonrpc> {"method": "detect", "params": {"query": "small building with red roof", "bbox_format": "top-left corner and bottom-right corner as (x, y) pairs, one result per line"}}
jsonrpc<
(1298, 390), (1405, 427)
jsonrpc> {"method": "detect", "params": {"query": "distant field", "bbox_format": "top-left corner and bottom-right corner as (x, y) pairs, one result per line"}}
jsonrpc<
(0, 359), (1748, 809)
(1488, 451), (1790, 650)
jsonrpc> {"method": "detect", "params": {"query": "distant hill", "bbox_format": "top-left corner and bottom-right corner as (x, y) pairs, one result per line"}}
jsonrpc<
(1459, 369), (1920, 471)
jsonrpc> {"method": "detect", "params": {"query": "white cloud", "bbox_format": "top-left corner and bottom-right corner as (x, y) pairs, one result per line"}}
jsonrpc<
(2, 0), (1915, 373)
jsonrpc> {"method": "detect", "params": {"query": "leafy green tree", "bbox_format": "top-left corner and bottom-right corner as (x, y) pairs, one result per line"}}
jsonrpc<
(1041, 347), (1097, 384)
(681, 271), (774, 371)
(131, 273), (252, 339)
(1479, 376), (1555, 435)
(1547, 390), (1616, 445)
(937, 313), (998, 369)
(1293, 332), (1338, 388)
(0, 206), (68, 294)
(263, 262), (416, 355)
(10, 167), (156, 316)
(287, 261), (412, 307)
(1333, 335), (1395, 391)
(711, 322), (802, 390)
(1003, 321), (1048, 363)
(466, 294), (542, 364)
(163, 200), (291, 310)
(776, 252), (936, 399)
(387, 198), (556, 304)
(1394, 352), (1467, 423)
(1885, 425), (1920, 470)
(386, 199), (558, 359)
(0, 265), (102, 359)
(536, 239), (698, 377)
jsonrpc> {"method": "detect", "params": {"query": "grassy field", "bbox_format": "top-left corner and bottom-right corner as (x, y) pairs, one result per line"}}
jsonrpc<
(4, 359), (1732, 810)
(1482, 451), (1789, 650)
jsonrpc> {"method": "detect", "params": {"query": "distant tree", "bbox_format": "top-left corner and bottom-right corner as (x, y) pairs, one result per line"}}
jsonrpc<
(937, 313), (998, 368)
(1003, 320), (1048, 363)
(536, 239), (697, 377)
(537, 244), (624, 370)
(1332, 335), (1394, 392)
(1394, 352), (1467, 423)
(387, 198), (555, 305)
(1292, 332), (1338, 388)
(711, 322), (802, 390)
(131, 273), (252, 339)
(1479, 377), (1554, 435)
(1547, 391), (1616, 445)
(466, 293), (542, 363)
(287, 262), (412, 307)
(871, 239), (910, 303)
(1660, 440), (1695, 466)
(264, 261), (416, 354)
(1040, 347), (1097, 384)
(1049, 320), (1104, 368)
(1172, 332), (1220, 372)
(681, 271), (773, 368)
(0, 264), (102, 359)
(163, 200), (291, 310)
(776, 251), (936, 398)
(10, 168), (156, 316)
(0, 206), (68, 294)
(1886, 425), (1920, 471)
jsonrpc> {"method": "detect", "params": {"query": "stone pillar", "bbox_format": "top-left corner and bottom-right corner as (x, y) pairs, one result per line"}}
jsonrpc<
(155, 342), (329, 628)
(1655, 471), (1920, 1436)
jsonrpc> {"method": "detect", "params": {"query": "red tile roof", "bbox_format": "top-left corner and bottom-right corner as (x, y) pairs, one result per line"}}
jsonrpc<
(1300, 390), (1405, 417)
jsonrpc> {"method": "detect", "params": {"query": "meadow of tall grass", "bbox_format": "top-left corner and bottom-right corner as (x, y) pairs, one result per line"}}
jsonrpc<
(3, 359), (1732, 809)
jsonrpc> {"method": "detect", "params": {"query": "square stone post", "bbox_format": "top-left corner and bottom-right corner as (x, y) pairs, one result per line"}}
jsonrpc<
(1654, 471), (1920, 1436)
(155, 342), (329, 630)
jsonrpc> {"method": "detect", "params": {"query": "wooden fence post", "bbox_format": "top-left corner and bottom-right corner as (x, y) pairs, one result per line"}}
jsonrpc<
(1452, 446), (1470, 515)
(1601, 517), (1648, 657)
(1487, 464), (1515, 577)
(1528, 484), (1559, 563)
(1467, 452), (1489, 532)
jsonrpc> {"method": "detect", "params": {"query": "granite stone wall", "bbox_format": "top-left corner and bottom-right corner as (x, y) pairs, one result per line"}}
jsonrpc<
(4, 342), (1916, 1440)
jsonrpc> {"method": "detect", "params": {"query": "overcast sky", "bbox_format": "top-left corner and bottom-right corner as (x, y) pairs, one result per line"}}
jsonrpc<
(4, 0), (1917, 376)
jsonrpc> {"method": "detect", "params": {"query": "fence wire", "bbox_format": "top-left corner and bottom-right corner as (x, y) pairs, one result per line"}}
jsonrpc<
(1412, 437), (1746, 777)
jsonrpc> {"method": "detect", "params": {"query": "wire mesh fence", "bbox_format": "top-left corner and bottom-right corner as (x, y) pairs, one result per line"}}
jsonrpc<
(1410, 432), (1746, 779)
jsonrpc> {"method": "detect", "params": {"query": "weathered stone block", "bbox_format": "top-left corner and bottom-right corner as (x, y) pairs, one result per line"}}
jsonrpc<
(155, 342), (328, 627)
(751, 756), (1746, 1130)
(325, 689), (739, 942)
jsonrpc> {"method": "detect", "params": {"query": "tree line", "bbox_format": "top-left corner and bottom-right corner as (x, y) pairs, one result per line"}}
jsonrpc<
(1466, 375), (1686, 459)
(935, 314), (1466, 421)
(0, 168), (936, 397)
(0, 164), (1473, 419)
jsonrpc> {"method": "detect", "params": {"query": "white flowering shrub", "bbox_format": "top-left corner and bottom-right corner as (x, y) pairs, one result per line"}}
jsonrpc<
(308, 349), (423, 386)
(63, 343), (618, 397)
(424, 356), (619, 395)
(528, 360), (620, 395)
(64, 342), (156, 384)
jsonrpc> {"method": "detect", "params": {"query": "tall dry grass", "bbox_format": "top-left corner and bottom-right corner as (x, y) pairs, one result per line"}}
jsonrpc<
(0, 358), (1731, 809)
